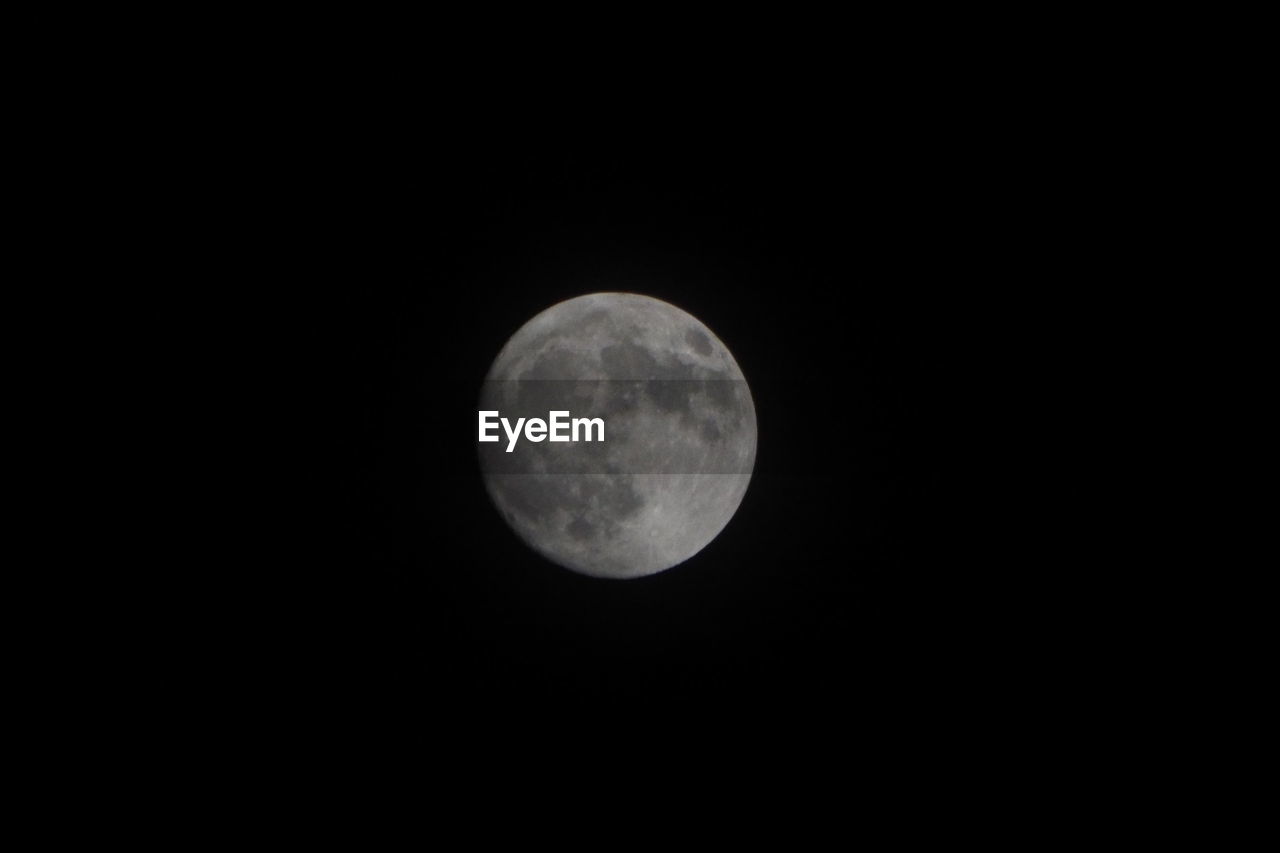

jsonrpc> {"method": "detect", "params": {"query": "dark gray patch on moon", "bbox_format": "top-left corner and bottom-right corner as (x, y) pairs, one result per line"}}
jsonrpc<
(686, 327), (713, 356)
(566, 517), (595, 541)
(520, 346), (580, 381)
(600, 342), (660, 378)
(479, 292), (757, 580)
(645, 380), (693, 414)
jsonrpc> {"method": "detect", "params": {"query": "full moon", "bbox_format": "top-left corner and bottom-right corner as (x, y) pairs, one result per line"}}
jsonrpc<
(478, 293), (757, 579)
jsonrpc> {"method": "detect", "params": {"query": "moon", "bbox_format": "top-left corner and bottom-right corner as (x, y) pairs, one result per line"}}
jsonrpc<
(478, 293), (757, 579)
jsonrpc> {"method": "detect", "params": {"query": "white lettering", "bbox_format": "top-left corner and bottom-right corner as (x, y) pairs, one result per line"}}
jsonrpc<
(573, 417), (604, 442)
(478, 411), (500, 442)
(549, 411), (570, 441)
(480, 410), (605, 451)
(502, 417), (526, 453)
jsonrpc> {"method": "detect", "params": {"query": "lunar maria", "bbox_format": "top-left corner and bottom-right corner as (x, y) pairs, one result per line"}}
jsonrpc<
(478, 410), (604, 452)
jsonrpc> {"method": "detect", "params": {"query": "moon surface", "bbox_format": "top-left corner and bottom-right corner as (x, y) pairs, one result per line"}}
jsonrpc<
(478, 293), (757, 579)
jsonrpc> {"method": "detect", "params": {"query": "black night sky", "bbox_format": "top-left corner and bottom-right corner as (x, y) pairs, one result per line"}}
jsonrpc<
(311, 121), (997, 758)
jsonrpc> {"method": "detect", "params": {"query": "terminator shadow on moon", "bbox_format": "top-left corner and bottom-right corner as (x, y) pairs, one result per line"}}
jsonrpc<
(477, 292), (757, 579)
